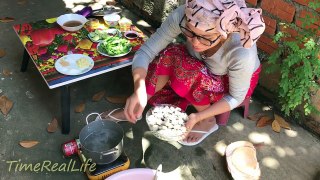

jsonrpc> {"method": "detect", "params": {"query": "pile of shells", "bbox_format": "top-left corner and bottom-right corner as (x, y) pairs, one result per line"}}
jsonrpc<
(146, 104), (188, 141)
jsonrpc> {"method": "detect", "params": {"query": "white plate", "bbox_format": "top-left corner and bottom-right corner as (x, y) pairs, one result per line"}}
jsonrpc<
(97, 42), (132, 57)
(55, 54), (94, 75)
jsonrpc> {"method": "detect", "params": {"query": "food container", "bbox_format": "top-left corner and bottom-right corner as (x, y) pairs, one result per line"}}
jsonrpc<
(145, 104), (189, 142)
(62, 139), (80, 157)
(106, 168), (156, 180)
(103, 14), (121, 27)
(87, 18), (100, 29)
(79, 113), (124, 164)
(124, 30), (139, 39)
(57, 14), (88, 32)
(119, 17), (132, 31)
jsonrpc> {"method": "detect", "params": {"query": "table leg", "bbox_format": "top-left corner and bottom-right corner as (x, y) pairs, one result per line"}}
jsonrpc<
(61, 85), (70, 134)
(21, 49), (30, 72)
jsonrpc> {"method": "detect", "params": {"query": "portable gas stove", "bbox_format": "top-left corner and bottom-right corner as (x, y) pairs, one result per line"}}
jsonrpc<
(78, 150), (130, 180)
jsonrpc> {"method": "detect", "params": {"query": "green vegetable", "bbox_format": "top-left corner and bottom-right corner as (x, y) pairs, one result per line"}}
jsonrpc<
(99, 36), (131, 56)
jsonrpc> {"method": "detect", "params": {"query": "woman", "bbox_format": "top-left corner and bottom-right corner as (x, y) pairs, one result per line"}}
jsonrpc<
(106, 0), (265, 146)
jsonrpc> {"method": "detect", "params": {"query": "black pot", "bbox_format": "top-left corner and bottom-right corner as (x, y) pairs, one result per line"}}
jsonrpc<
(79, 113), (124, 164)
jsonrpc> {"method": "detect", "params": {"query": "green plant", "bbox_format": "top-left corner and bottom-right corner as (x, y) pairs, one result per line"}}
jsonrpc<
(266, 2), (320, 117)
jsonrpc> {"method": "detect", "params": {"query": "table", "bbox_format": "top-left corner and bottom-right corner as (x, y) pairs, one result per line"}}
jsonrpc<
(13, 16), (146, 134)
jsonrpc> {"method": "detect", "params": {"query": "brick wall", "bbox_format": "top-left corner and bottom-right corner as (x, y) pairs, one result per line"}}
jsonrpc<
(249, 0), (320, 54)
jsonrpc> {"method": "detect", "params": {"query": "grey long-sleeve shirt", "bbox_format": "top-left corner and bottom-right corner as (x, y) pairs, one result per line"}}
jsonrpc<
(132, 5), (260, 110)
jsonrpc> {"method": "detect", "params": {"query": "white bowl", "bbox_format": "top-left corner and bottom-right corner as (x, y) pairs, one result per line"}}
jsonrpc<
(145, 104), (188, 142)
(124, 30), (139, 39)
(57, 14), (88, 32)
(103, 14), (120, 27)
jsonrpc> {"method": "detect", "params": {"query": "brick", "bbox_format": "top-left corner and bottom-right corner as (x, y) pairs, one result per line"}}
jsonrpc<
(262, 15), (277, 35)
(294, 0), (320, 12)
(261, 0), (296, 22)
(278, 25), (298, 41)
(299, 10), (320, 26)
(257, 35), (278, 54)
(246, 0), (257, 6)
(279, 25), (299, 36)
(259, 35), (278, 49)
(305, 121), (320, 135)
(257, 41), (275, 54)
(294, 0), (310, 6)
(296, 19), (320, 35)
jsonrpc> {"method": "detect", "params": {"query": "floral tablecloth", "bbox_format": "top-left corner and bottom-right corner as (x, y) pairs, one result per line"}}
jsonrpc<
(13, 17), (145, 88)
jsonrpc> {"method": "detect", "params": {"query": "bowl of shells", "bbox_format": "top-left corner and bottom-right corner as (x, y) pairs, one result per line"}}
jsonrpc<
(146, 104), (189, 142)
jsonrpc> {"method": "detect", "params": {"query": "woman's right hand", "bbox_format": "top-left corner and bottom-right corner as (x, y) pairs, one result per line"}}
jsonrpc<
(124, 67), (148, 123)
(124, 86), (147, 123)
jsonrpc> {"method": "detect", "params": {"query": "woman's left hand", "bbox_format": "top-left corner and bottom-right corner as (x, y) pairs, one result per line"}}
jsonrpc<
(184, 113), (200, 136)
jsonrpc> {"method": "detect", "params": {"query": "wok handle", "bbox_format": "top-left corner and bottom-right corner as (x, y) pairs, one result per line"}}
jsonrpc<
(101, 149), (118, 156)
(85, 113), (102, 124)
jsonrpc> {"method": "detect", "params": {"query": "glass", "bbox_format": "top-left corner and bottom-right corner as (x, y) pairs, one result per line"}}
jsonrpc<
(87, 18), (100, 29)
(179, 16), (221, 46)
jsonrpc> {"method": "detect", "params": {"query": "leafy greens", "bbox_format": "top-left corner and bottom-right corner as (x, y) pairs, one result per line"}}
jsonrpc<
(99, 36), (131, 56)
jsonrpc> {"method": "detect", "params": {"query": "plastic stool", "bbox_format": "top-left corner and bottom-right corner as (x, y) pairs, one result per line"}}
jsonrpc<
(216, 97), (250, 125)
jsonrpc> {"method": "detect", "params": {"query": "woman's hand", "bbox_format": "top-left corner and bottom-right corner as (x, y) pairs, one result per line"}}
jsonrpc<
(183, 113), (201, 136)
(124, 85), (148, 123)
(124, 67), (148, 123)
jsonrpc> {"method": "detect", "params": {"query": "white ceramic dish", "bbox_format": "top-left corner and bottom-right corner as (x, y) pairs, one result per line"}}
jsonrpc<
(124, 30), (139, 39)
(55, 54), (94, 75)
(97, 42), (132, 57)
(103, 14), (120, 27)
(56, 14), (88, 32)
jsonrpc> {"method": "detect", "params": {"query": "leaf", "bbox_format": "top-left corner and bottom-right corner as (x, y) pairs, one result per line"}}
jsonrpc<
(92, 90), (106, 102)
(256, 116), (273, 127)
(2, 69), (12, 76)
(0, 95), (13, 116)
(272, 120), (281, 133)
(0, 49), (6, 58)
(75, 102), (85, 113)
(274, 114), (291, 129)
(0, 17), (14, 23)
(19, 140), (39, 148)
(47, 118), (58, 133)
(247, 112), (265, 121)
(105, 95), (128, 104)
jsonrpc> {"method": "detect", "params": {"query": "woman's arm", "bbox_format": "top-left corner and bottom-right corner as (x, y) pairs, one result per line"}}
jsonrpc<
(131, 5), (185, 70)
(186, 48), (257, 129)
(124, 5), (185, 121)
(124, 67), (148, 122)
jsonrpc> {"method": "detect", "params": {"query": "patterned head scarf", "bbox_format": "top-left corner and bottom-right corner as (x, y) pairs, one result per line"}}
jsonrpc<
(185, 0), (265, 48)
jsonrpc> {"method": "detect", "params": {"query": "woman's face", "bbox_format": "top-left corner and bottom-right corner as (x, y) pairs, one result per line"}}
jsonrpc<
(185, 22), (221, 52)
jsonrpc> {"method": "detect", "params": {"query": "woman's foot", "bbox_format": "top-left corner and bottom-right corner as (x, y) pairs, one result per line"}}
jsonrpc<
(183, 117), (217, 143)
(100, 108), (142, 123)
(100, 108), (127, 122)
